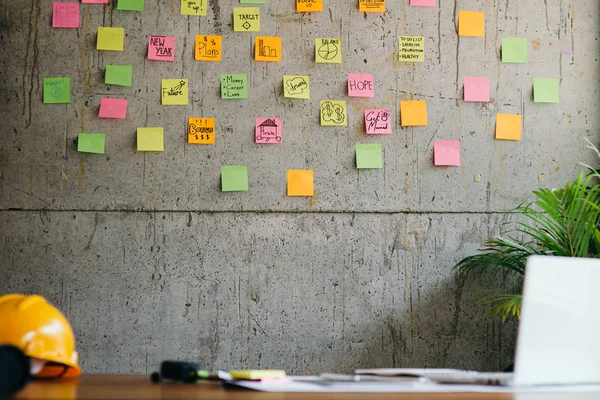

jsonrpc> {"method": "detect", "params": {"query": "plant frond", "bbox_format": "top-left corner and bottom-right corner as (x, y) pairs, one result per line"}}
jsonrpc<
(476, 292), (522, 322)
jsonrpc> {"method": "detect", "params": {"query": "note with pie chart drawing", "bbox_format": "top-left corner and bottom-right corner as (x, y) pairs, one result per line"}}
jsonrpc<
(315, 38), (342, 63)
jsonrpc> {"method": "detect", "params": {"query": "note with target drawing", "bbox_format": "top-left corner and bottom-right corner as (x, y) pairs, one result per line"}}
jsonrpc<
(315, 38), (342, 63)
(43, 77), (70, 104)
(320, 101), (347, 126)
(188, 118), (215, 144)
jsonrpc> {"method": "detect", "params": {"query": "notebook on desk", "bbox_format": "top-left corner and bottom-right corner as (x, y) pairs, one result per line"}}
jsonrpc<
(357, 255), (600, 387)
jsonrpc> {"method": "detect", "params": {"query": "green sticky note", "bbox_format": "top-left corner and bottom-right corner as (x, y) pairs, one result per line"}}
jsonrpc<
(502, 37), (527, 63)
(43, 77), (70, 104)
(137, 127), (164, 151)
(221, 74), (248, 99)
(533, 78), (559, 103)
(356, 144), (383, 169)
(105, 65), (132, 87)
(118, 0), (144, 10)
(221, 165), (249, 192)
(78, 133), (105, 154)
(240, 0), (265, 3)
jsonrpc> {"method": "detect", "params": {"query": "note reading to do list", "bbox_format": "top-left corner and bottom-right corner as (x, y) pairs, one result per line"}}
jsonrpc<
(148, 36), (175, 61)
(359, 0), (385, 12)
(52, 2), (79, 28)
(43, 77), (70, 104)
(297, 0), (322, 12)
(161, 79), (189, 105)
(188, 118), (215, 144)
(195, 35), (222, 61)
(315, 38), (342, 63)
(233, 7), (260, 32)
(348, 74), (374, 97)
(365, 109), (392, 134)
(283, 76), (310, 99)
(399, 36), (424, 62)
(180, 0), (207, 16)
(221, 74), (248, 99)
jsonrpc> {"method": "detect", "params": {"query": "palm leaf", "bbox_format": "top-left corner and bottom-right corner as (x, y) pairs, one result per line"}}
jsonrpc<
(476, 292), (522, 322)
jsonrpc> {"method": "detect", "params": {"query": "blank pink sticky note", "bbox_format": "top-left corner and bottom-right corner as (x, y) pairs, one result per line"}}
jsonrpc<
(82, 0), (109, 3)
(410, 0), (436, 7)
(434, 140), (460, 166)
(148, 36), (176, 61)
(348, 74), (375, 98)
(464, 76), (490, 102)
(99, 98), (128, 119)
(365, 109), (392, 134)
(52, 2), (80, 28)
(255, 118), (282, 144)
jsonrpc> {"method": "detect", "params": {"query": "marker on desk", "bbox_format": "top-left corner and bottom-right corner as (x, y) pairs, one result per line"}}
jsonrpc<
(150, 361), (219, 383)
(228, 370), (287, 381)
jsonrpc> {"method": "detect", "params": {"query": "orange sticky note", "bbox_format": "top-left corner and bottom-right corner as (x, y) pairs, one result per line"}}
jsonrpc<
(195, 35), (222, 61)
(297, 0), (322, 12)
(458, 11), (484, 37)
(287, 170), (314, 197)
(359, 0), (385, 12)
(400, 100), (428, 127)
(255, 36), (282, 62)
(188, 118), (215, 144)
(495, 114), (522, 141)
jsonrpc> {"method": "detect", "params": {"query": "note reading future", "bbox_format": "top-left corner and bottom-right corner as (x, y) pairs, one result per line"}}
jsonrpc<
(161, 79), (189, 105)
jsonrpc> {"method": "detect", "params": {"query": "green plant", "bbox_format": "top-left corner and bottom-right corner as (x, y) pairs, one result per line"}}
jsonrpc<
(454, 140), (600, 322)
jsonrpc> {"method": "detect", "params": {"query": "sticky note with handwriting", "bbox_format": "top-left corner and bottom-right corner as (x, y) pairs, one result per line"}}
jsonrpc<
(255, 36), (282, 62)
(348, 74), (374, 97)
(356, 144), (383, 169)
(320, 101), (347, 126)
(434, 140), (460, 166)
(365, 109), (392, 134)
(180, 0), (207, 16)
(464, 76), (490, 102)
(221, 74), (248, 99)
(287, 170), (314, 196)
(502, 37), (527, 63)
(195, 35), (222, 61)
(410, 0), (435, 6)
(137, 127), (164, 151)
(458, 11), (484, 37)
(533, 78), (559, 103)
(105, 65), (132, 86)
(359, 0), (385, 12)
(43, 77), (70, 104)
(52, 2), (79, 28)
(283, 76), (310, 99)
(78, 133), (105, 154)
(297, 0), (322, 12)
(82, 0), (108, 3)
(233, 7), (260, 32)
(148, 36), (175, 61)
(117, 0), (144, 11)
(221, 166), (249, 192)
(495, 114), (522, 141)
(400, 100), (427, 127)
(255, 118), (282, 144)
(97, 27), (125, 51)
(315, 38), (341, 63)
(161, 79), (189, 105)
(99, 98), (128, 119)
(188, 118), (215, 144)
(399, 36), (424, 62)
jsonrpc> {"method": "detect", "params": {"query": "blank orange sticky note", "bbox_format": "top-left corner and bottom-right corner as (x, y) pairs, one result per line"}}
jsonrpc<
(495, 114), (522, 141)
(287, 170), (314, 197)
(400, 100), (428, 127)
(458, 11), (484, 37)
(255, 36), (282, 62)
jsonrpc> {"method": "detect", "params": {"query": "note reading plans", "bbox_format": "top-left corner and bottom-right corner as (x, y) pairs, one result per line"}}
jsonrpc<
(221, 74), (248, 99)
(283, 76), (310, 99)
(105, 65), (133, 86)
(399, 36), (424, 62)
(434, 140), (460, 166)
(233, 7), (260, 32)
(188, 118), (215, 144)
(195, 35), (222, 61)
(97, 27), (125, 51)
(137, 127), (164, 151)
(356, 144), (383, 169)
(161, 79), (189, 105)
(44, 77), (71, 104)
(180, 0), (207, 16)
(148, 36), (176, 61)
(221, 166), (249, 192)
(52, 2), (80, 29)
(78, 133), (105, 154)
(495, 114), (522, 141)
(287, 170), (314, 197)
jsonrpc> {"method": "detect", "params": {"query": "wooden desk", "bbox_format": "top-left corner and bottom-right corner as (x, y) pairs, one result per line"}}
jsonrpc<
(15, 375), (600, 400)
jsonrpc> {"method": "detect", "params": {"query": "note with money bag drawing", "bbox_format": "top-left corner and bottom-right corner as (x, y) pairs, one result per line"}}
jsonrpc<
(320, 101), (347, 126)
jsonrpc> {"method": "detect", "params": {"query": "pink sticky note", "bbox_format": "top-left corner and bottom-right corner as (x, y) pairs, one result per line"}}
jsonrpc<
(82, 0), (109, 3)
(464, 76), (490, 102)
(434, 140), (460, 166)
(255, 118), (282, 144)
(410, 0), (436, 7)
(365, 109), (392, 134)
(348, 74), (375, 98)
(52, 2), (80, 28)
(99, 98), (128, 119)
(148, 36), (176, 61)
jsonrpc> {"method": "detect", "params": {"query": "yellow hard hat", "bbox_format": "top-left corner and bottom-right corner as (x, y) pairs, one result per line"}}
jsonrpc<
(0, 294), (80, 378)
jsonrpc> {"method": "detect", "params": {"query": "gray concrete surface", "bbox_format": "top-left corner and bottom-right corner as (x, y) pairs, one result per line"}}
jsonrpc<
(0, 0), (598, 373)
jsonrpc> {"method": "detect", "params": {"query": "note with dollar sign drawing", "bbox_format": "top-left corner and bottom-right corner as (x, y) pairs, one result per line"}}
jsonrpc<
(320, 101), (347, 126)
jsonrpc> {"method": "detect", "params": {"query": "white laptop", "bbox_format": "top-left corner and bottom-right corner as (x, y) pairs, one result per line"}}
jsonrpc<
(356, 255), (600, 386)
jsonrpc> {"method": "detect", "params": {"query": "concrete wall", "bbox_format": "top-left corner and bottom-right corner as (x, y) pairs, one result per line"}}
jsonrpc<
(0, 0), (597, 373)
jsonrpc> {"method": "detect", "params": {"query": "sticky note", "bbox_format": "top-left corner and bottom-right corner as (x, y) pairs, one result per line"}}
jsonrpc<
(464, 76), (490, 102)
(188, 118), (215, 144)
(495, 114), (522, 141)
(533, 78), (559, 103)
(43, 77), (70, 104)
(502, 38), (527, 63)
(161, 79), (189, 105)
(117, 0), (144, 11)
(320, 101), (347, 126)
(221, 74), (248, 99)
(315, 38), (342, 64)
(283, 76), (310, 99)
(180, 0), (207, 16)
(434, 140), (460, 166)
(82, 0), (108, 3)
(255, 37), (282, 62)
(99, 98), (128, 119)
(221, 166), (249, 192)
(78, 133), (105, 154)
(195, 35), (222, 61)
(410, 0), (435, 6)
(348, 74), (374, 97)
(137, 127), (164, 151)
(400, 100), (427, 127)
(97, 27), (125, 51)
(287, 170), (314, 196)
(148, 36), (175, 61)
(356, 144), (383, 169)
(458, 11), (484, 37)
(255, 118), (282, 144)
(297, 0), (322, 12)
(399, 36), (424, 62)
(359, 0), (385, 12)
(233, 7), (260, 32)
(105, 65), (133, 87)
(365, 109), (392, 134)
(241, 0), (265, 3)
(52, 2), (79, 28)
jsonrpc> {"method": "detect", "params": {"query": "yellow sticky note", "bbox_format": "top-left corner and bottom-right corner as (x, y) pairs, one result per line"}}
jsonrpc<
(180, 0), (207, 16)
(195, 35), (222, 61)
(398, 36), (424, 62)
(400, 100), (428, 127)
(97, 27), (125, 51)
(359, 0), (385, 12)
(161, 79), (189, 105)
(287, 170), (314, 197)
(283, 75), (310, 99)
(315, 38), (341, 63)
(320, 101), (347, 126)
(137, 127), (164, 151)
(495, 114), (522, 141)
(297, 0), (322, 12)
(233, 7), (260, 32)
(188, 118), (215, 144)
(458, 10), (485, 37)
(255, 36), (282, 62)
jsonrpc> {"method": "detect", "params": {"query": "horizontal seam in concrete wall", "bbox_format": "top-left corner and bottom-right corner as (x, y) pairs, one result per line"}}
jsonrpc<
(0, 209), (515, 215)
